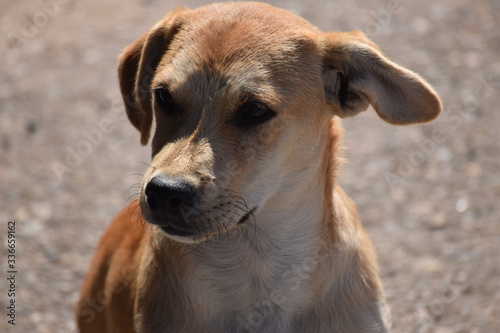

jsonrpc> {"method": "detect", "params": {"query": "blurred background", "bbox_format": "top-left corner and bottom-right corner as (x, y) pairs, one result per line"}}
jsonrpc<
(1, 0), (499, 332)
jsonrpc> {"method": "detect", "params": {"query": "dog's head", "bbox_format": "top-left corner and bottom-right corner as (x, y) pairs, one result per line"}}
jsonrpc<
(118, 2), (441, 243)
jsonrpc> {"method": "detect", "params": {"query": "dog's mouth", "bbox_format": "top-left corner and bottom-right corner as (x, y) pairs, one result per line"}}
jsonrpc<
(159, 224), (197, 237)
(154, 206), (257, 240)
(237, 207), (256, 225)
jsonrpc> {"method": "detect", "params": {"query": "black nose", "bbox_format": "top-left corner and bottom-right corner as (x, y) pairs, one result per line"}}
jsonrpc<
(144, 175), (197, 220)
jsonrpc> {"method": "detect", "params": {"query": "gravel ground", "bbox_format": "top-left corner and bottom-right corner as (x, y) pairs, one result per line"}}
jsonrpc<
(1, 0), (499, 332)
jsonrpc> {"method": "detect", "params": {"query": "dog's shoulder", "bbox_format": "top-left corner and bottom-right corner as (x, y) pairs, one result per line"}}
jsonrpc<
(76, 202), (148, 333)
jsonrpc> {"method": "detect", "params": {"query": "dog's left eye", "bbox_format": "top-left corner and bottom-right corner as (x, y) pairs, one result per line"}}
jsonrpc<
(234, 102), (276, 128)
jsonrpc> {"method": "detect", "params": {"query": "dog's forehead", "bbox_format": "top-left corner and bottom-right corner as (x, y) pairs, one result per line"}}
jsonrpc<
(176, 3), (318, 61)
(180, 2), (319, 36)
(155, 3), (321, 107)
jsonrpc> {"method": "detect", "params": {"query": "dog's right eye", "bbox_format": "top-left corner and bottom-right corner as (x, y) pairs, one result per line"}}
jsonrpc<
(154, 88), (178, 116)
(234, 102), (277, 128)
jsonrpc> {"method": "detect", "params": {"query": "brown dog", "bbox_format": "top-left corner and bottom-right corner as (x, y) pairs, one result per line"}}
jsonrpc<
(76, 2), (441, 332)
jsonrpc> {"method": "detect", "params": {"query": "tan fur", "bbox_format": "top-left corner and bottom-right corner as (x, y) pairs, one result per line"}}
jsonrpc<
(76, 2), (441, 332)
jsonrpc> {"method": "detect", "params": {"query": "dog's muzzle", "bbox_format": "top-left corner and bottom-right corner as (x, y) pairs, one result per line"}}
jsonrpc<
(143, 175), (199, 237)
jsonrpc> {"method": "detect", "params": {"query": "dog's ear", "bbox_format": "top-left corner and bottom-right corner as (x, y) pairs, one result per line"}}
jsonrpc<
(321, 31), (441, 124)
(118, 7), (187, 145)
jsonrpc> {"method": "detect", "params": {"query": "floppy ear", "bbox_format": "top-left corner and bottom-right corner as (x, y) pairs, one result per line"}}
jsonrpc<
(321, 31), (441, 124)
(118, 7), (187, 145)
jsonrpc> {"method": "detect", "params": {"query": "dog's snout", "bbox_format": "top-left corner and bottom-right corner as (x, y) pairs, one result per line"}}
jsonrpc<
(145, 175), (196, 219)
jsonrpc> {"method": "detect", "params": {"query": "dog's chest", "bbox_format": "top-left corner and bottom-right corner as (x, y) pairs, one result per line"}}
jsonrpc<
(184, 238), (321, 331)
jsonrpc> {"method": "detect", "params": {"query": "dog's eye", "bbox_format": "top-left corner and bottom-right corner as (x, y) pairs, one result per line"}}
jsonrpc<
(154, 88), (178, 116)
(234, 102), (276, 128)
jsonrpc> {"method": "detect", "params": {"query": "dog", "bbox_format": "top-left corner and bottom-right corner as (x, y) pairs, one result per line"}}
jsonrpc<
(76, 2), (441, 332)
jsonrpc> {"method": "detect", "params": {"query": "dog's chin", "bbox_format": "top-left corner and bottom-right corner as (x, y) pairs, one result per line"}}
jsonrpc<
(141, 215), (204, 244)
(155, 224), (228, 244)
(157, 226), (208, 244)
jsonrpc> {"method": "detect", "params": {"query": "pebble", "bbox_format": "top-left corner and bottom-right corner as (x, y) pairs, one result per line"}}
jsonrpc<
(411, 16), (430, 34)
(428, 212), (448, 230)
(466, 162), (482, 178)
(455, 198), (468, 213)
(415, 256), (444, 273)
